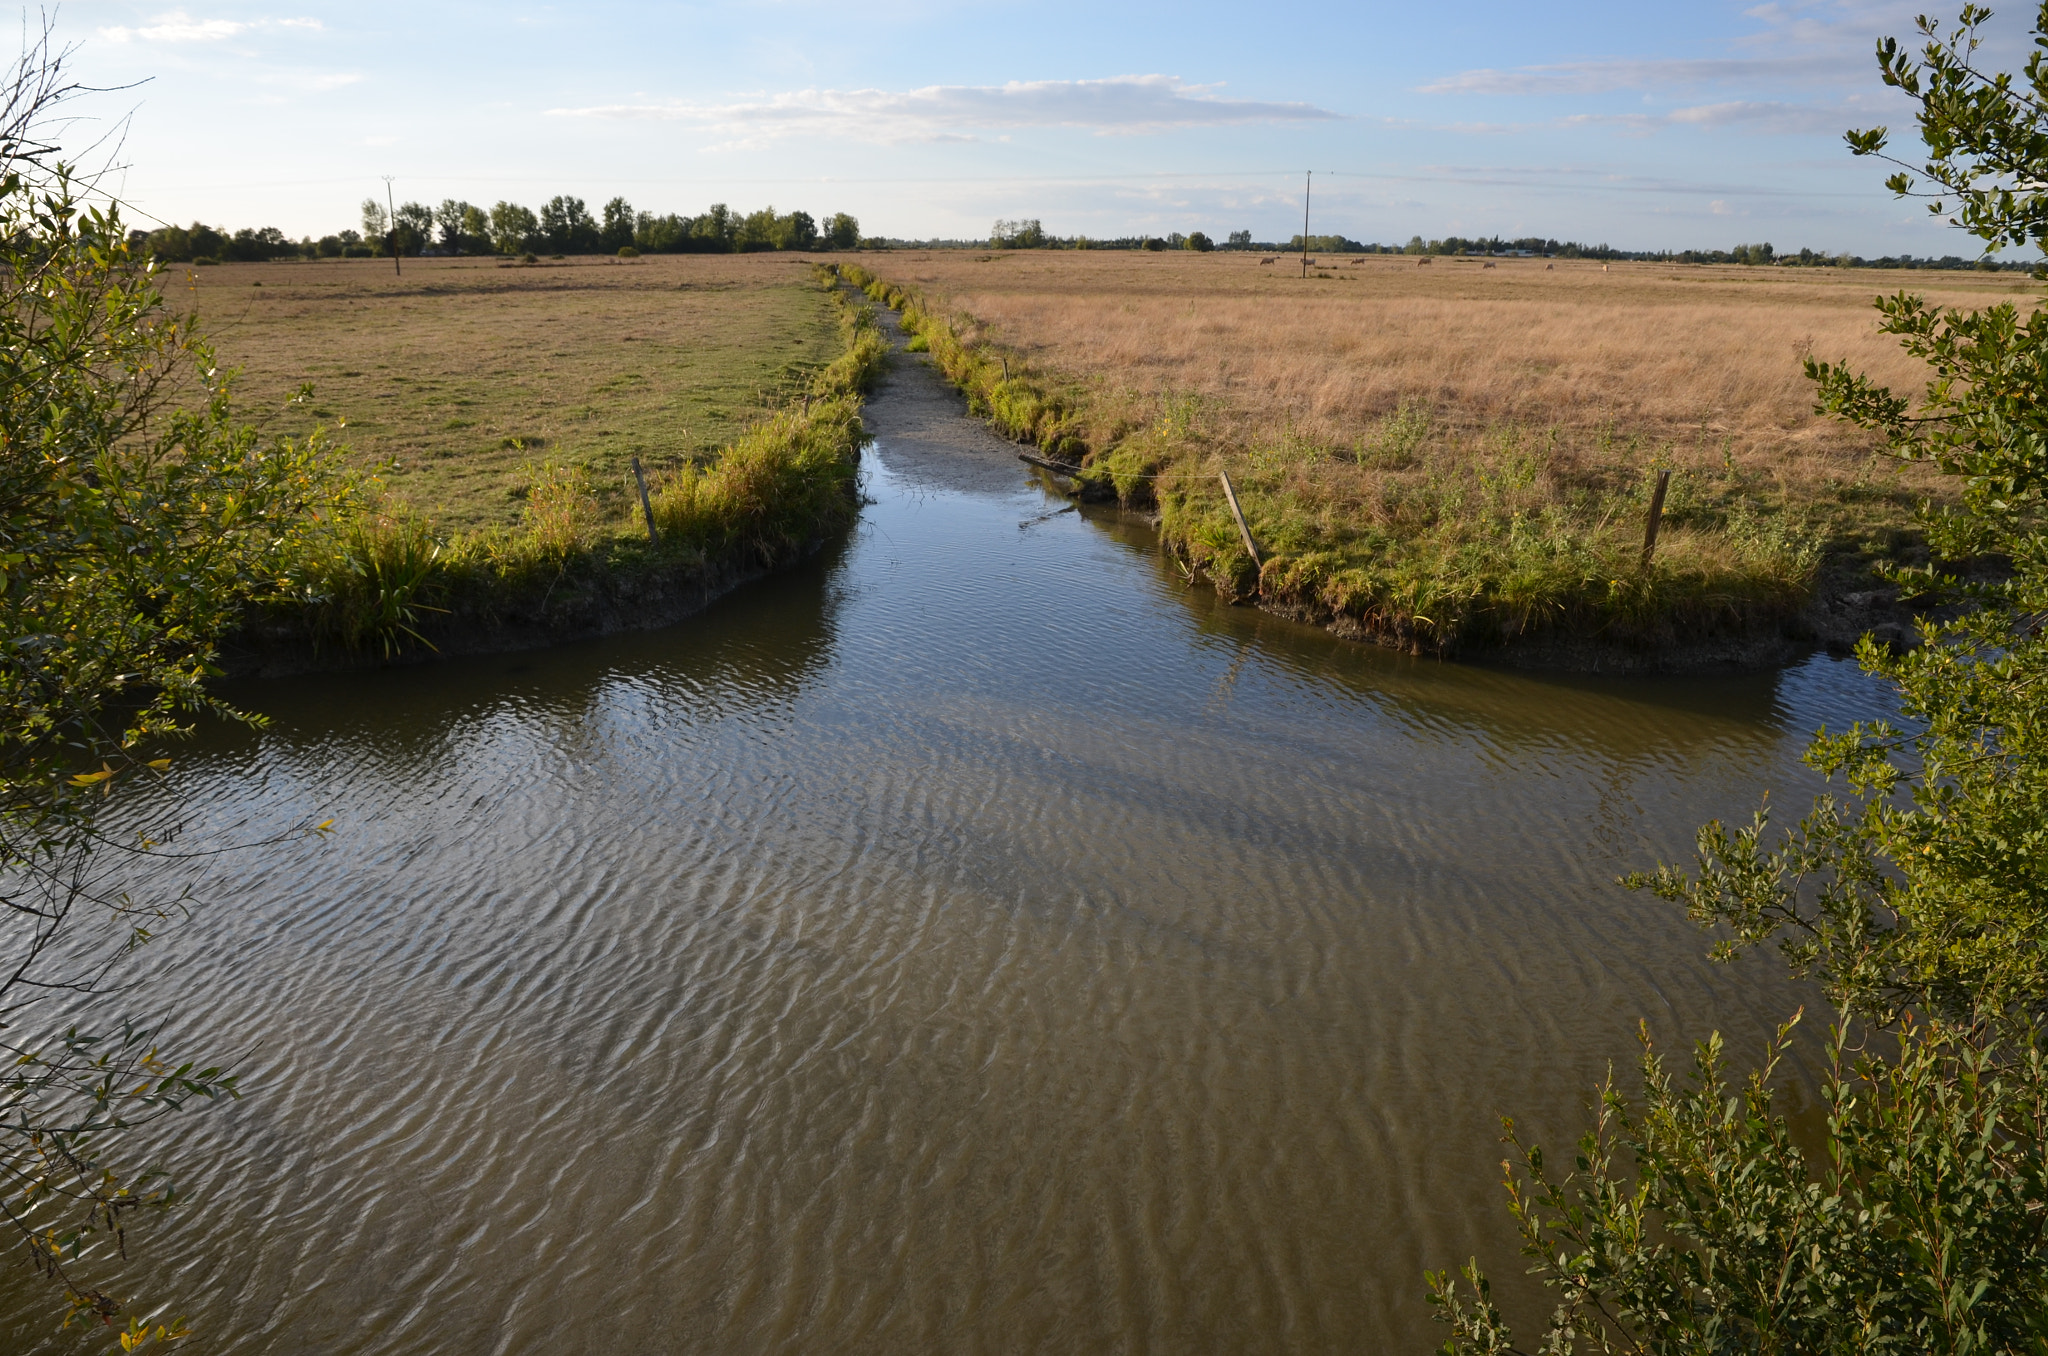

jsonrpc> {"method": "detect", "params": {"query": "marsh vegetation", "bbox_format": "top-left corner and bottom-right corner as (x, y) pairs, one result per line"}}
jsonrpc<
(839, 254), (2019, 652)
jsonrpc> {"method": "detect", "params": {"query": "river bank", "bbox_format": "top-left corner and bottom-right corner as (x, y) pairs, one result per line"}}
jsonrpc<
(220, 267), (883, 675)
(834, 260), (1940, 671)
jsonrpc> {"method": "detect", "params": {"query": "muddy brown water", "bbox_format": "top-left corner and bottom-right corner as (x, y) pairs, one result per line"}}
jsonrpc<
(0, 339), (1890, 1354)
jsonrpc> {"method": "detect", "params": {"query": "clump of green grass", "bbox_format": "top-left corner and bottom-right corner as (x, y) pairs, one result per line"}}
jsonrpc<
(294, 510), (444, 656)
(519, 460), (602, 561)
(650, 397), (863, 561)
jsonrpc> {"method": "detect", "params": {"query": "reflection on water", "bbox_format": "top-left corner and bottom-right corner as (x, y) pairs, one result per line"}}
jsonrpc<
(0, 440), (1889, 1354)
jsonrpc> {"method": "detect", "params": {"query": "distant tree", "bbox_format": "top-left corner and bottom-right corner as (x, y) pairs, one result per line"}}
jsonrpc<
(632, 212), (684, 253)
(774, 209), (817, 250)
(824, 211), (860, 250)
(434, 199), (486, 253)
(188, 222), (226, 261)
(140, 222), (192, 261)
(360, 197), (389, 242)
(224, 226), (290, 262)
(991, 217), (1047, 249)
(1226, 229), (1251, 249)
(599, 196), (634, 253)
(736, 205), (779, 252)
(316, 234), (343, 258)
(539, 195), (600, 253)
(488, 201), (539, 255)
(693, 203), (736, 251)
(392, 201), (433, 256)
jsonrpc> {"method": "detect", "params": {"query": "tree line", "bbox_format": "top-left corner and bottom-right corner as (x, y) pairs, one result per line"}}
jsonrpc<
(129, 198), (2029, 273)
(134, 194), (866, 263)
(980, 222), (2034, 270)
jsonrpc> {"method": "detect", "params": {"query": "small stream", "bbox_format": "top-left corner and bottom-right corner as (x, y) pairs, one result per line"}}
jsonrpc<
(0, 333), (1890, 1354)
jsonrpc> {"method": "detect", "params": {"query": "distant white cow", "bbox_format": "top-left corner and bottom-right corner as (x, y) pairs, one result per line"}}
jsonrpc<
(1260, 256), (1277, 265)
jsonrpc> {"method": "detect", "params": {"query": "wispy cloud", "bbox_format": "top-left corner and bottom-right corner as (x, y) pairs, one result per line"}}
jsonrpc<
(549, 76), (1342, 146)
(1420, 2), (1936, 101)
(98, 12), (323, 44)
(1420, 56), (1851, 96)
(1564, 99), (1871, 135)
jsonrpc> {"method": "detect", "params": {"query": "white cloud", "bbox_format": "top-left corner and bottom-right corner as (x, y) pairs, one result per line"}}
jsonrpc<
(99, 12), (324, 43)
(1667, 100), (1850, 133)
(549, 75), (1341, 146)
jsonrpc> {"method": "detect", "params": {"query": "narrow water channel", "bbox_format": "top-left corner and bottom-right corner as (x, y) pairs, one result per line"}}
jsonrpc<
(0, 338), (1889, 1354)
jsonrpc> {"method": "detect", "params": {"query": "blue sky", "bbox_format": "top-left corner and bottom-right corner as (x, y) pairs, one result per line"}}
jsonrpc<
(51, 1), (2027, 252)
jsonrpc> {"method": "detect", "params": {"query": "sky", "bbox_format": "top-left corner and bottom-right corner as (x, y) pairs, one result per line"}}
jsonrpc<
(38, 0), (2032, 253)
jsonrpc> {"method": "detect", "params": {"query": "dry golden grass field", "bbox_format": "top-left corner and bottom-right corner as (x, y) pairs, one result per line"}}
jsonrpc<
(180, 254), (840, 531)
(853, 251), (2042, 649)
(879, 248), (2031, 472)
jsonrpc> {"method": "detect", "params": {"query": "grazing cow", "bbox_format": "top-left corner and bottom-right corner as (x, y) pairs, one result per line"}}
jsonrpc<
(1545, 263), (1554, 270)
(1483, 261), (1497, 269)
(1417, 257), (1433, 267)
(1260, 256), (1277, 265)
(1350, 257), (1368, 265)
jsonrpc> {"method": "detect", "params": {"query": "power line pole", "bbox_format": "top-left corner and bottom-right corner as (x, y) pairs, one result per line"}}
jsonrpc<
(1300, 171), (1312, 278)
(383, 176), (400, 277)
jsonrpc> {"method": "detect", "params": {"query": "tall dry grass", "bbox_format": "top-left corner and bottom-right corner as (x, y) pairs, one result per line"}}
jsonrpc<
(872, 251), (2026, 463)
(842, 256), (2030, 650)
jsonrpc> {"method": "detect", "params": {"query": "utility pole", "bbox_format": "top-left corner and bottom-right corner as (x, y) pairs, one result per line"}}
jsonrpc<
(1300, 171), (1312, 278)
(383, 176), (401, 277)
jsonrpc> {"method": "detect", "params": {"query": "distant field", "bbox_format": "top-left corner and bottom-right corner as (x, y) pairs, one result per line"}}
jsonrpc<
(874, 250), (2029, 465)
(180, 254), (841, 530)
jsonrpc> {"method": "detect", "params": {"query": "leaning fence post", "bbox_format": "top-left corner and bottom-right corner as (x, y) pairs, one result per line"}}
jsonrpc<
(1640, 468), (1672, 569)
(1218, 470), (1263, 587)
(631, 456), (660, 545)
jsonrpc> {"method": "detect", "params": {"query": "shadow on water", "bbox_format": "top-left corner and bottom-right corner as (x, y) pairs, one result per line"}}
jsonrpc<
(0, 357), (1898, 1354)
(201, 534), (851, 761)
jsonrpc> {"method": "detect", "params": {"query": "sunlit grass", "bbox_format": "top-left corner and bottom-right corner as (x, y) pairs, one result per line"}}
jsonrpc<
(837, 257), (1954, 650)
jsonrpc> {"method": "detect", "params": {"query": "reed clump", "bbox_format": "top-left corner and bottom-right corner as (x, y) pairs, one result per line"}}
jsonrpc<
(648, 396), (864, 561)
(834, 261), (1931, 652)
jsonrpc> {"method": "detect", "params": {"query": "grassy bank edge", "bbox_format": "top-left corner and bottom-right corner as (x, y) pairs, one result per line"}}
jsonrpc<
(831, 262), (1923, 659)
(234, 267), (885, 667)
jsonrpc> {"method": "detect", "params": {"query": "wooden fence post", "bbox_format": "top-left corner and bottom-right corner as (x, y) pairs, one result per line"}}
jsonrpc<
(1641, 468), (1672, 569)
(1219, 470), (1262, 586)
(631, 456), (660, 545)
